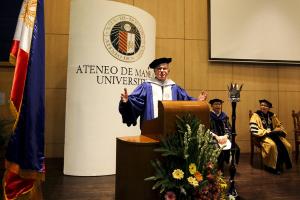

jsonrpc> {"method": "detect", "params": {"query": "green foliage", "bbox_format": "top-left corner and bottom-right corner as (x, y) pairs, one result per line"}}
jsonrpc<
(145, 114), (227, 199)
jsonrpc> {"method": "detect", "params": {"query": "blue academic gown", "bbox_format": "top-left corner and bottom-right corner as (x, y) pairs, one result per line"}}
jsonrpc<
(209, 111), (231, 138)
(119, 78), (196, 127)
(209, 110), (240, 166)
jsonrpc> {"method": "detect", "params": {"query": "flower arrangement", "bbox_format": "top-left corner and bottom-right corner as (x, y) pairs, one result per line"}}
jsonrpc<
(145, 114), (228, 200)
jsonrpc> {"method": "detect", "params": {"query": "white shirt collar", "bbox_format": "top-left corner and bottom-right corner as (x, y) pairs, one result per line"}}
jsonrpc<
(212, 110), (222, 117)
(146, 78), (175, 86)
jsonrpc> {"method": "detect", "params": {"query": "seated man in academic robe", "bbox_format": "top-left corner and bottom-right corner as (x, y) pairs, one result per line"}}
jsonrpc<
(249, 99), (292, 175)
(119, 57), (207, 127)
(209, 98), (240, 170)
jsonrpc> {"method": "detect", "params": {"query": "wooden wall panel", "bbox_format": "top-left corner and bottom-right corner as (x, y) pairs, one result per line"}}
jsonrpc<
(207, 62), (233, 90)
(45, 89), (66, 157)
(186, 90), (200, 101)
(45, 35), (69, 89)
(134, 0), (158, 19)
(237, 140), (250, 153)
(156, 0), (184, 38)
(0, 68), (13, 98)
(45, 143), (64, 158)
(45, 0), (70, 34)
(44, 0), (70, 157)
(136, 0), (184, 38)
(278, 66), (300, 92)
(156, 39), (185, 86)
(185, 0), (208, 40)
(233, 64), (278, 91)
(278, 91), (300, 148)
(0, 67), (14, 134)
(185, 40), (208, 90)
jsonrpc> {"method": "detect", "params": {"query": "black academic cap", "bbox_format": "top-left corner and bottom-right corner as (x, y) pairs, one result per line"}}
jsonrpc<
(259, 99), (272, 108)
(149, 57), (172, 69)
(209, 98), (224, 105)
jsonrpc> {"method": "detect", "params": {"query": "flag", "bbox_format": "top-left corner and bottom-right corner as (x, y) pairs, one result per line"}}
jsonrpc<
(3, 0), (45, 199)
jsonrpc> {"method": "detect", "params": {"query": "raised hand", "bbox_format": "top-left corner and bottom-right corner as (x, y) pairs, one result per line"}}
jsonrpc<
(121, 88), (129, 103)
(197, 90), (208, 101)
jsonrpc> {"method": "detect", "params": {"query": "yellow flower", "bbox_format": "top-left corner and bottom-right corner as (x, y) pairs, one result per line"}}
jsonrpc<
(187, 176), (199, 187)
(189, 163), (197, 175)
(220, 182), (227, 190)
(194, 171), (203, 182)
(172, 169), (184, 180)
(218, 176), (228, 190)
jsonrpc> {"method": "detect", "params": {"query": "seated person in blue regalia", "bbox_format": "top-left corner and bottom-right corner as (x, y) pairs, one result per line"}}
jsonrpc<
(209, 98), (240, 170)
(119, 57), (207, 127)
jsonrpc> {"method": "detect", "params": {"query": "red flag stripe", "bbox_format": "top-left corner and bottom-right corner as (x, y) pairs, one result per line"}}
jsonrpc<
(9, 40), (20, 64)
(4, 171), (35, 200)
(10, 48), (29, 114)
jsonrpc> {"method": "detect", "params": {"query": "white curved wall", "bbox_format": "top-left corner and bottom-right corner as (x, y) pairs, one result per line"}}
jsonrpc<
(64, 0), (156, 176)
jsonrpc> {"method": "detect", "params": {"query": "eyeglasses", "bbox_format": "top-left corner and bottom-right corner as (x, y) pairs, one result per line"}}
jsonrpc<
(155, 67), (169, 71)
(260, 103), (270, 108)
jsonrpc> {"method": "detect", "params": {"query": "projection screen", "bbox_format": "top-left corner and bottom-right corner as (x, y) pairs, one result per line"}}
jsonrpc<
(209, 0), (300, 64)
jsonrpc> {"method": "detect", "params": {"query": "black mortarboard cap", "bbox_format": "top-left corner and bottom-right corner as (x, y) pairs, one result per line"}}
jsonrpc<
(259, 99), (272, 108)
(149, 57), (172, 69)
(209, 98), (224, 105)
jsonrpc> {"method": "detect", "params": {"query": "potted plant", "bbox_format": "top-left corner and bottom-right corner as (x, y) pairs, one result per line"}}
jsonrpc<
(146, 114), (228, 200)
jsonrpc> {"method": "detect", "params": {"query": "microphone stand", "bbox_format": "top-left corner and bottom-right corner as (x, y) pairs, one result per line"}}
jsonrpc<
(227, 83), (243, 199)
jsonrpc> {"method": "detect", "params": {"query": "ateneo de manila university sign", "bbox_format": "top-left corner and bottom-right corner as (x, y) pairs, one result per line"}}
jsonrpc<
(64, 0), (156, 176)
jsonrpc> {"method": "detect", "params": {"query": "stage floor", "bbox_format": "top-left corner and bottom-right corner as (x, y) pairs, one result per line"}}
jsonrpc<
(1, 153), (300, 200)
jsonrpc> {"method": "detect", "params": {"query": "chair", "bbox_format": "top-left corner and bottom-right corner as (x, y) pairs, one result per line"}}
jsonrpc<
(249, 110), (263, 167)
(292, 110), (300, 163)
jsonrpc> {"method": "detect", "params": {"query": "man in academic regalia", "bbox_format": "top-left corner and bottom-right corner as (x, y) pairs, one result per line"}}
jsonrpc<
(119, 57), (207, 127)
(209, 98), (239, 170)
(250, 99), (292, 174)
